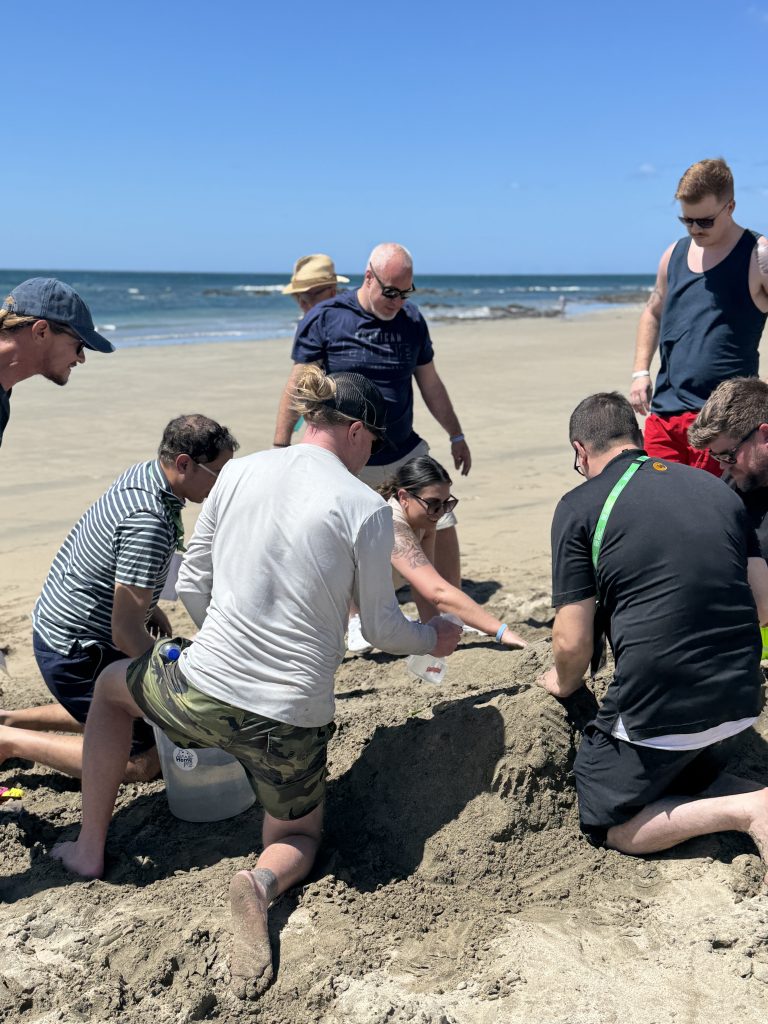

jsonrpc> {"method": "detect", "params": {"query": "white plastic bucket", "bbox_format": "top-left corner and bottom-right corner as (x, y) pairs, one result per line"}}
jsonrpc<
(153, 726), (256, 822)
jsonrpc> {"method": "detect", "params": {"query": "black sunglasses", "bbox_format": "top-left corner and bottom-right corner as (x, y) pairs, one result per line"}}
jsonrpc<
(708, 426), (759, 465)
(678, 199), (731, 230)
(406, 490), (459, 516)
(368, 264), (416, 301)
(51, 322), (85, 354)
(573, 448), (585, 477)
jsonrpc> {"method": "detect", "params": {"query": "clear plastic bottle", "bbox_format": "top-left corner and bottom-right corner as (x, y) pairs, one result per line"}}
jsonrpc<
(407, 613), (463, 684)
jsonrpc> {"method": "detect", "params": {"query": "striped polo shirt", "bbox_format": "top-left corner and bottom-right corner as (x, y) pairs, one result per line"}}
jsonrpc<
(32, 460), (184, 655)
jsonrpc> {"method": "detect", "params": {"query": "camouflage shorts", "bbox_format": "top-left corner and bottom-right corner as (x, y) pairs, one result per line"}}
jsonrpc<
(126, 638), (335, 821)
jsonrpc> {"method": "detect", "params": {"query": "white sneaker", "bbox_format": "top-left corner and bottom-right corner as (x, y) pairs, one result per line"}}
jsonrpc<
(347, 614), (373, 654)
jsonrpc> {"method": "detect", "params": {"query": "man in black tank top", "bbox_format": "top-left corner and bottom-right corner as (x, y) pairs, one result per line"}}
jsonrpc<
(629, 158), (768, 475)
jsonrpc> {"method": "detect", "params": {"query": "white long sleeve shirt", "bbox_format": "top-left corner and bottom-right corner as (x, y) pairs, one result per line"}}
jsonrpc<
(176, 444), (435, 727)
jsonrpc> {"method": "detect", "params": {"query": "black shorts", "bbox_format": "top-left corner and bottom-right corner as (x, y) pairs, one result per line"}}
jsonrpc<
(573, 723), (737, 846)
(33, 632), (155, 756)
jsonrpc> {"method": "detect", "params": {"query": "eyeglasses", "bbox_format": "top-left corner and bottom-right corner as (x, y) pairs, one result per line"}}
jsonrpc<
(708, 426), (759, 465)
(573, 448), (585, 477)
(368, 264), (416, 301)
(192, 459), (221, 478)
(406, 490), (459, 516)
(678, 200), (731, 230)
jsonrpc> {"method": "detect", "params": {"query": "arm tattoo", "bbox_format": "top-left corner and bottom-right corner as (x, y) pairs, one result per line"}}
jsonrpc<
(392, 521), (431, 570)
(646, 285), (662, 310)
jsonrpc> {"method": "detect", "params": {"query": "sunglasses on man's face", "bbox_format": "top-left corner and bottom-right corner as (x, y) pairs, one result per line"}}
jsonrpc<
(678, 199), (731, 230)
(51, 322), (85, 354)
(368, 264), (416, 301)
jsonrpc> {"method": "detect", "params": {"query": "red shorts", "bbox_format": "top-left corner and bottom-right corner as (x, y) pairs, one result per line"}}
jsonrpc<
(643, 412), (723, 477)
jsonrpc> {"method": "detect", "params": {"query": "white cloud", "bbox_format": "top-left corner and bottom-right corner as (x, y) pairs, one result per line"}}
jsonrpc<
(636, 162), (657, 177)
(747, 5), (768, 24)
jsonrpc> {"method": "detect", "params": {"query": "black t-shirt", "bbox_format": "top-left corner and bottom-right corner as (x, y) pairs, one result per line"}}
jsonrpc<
(729, 478), (768, 559)
(0, 384), (10, 449)
(551, 450), (762, 740)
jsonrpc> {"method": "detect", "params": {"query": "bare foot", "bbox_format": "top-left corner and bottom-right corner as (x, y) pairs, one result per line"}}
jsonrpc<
(50, 840), (104, 880)
(0, 710), (15, 727)
(744, 789), (768, 884)
(229, 870), (274, 999)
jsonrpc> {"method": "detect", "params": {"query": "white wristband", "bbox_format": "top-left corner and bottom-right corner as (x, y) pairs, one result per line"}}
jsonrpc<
(631, 370), (651, 379)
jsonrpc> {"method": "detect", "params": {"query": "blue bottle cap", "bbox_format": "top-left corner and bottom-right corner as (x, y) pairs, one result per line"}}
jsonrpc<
(164, 645), (181, 661)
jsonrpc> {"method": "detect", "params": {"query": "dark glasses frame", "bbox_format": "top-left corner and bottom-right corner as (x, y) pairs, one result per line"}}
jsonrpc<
(708, 426), (759, 465)
(368, 264), (416, 301)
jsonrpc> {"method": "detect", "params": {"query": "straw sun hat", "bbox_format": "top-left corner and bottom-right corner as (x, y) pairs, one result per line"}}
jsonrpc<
(282, 254), (350, 295)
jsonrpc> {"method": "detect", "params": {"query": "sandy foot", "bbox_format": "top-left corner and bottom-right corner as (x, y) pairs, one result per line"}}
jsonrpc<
(229, 870), (274, 999)
(745, 788), (768, 884)
(50, 839), (104, 880)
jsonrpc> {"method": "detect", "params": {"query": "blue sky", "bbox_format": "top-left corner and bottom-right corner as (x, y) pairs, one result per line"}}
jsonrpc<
(4, 0), (767, 274)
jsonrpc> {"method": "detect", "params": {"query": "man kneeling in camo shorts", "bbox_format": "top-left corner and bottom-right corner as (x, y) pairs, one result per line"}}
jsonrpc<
(52, 366), (461, 1000)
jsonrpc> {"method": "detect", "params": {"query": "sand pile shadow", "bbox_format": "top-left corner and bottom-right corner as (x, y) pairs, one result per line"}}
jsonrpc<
(326, 657), (588, 902)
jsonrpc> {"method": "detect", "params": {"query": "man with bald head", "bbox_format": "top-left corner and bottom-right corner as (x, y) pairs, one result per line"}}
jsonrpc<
(274, 243), (470, 628)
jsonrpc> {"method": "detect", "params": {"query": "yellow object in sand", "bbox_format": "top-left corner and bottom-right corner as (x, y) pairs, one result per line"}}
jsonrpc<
(0, 786), (23, 801)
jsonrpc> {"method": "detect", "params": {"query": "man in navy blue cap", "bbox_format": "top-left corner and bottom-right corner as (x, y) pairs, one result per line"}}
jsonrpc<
(0, 277), (114, 448)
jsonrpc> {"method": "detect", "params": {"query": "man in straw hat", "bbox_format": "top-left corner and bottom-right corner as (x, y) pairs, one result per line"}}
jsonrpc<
(0, 277), (115, 449)
(51, 366), (461, 1001)
(281, 253), (350, 316)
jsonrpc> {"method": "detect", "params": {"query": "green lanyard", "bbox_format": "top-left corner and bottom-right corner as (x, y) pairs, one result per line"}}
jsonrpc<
(591, 456), (649, 570)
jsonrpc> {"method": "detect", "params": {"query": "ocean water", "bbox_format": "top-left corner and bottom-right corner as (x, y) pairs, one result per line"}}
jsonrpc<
(0, 270), (653, 350)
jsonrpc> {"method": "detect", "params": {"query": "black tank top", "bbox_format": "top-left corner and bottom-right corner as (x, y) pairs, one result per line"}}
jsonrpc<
(651, 229), (767, 415)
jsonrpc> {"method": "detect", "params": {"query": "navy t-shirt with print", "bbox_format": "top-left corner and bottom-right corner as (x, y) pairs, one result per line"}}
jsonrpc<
(291, 289), (434, 465)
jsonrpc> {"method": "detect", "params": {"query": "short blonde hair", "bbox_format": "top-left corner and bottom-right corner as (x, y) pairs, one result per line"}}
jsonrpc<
(675, 158), (733, 204)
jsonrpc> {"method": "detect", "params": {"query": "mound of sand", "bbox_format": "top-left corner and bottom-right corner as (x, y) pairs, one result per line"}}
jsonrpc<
(3, 585), (768, 1024)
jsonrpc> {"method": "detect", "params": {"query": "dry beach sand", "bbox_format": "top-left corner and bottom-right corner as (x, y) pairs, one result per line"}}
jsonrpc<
(3, 309), (768, 1024)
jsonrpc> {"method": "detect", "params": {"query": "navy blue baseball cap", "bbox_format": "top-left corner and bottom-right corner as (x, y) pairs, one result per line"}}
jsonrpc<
(2, 278), (115, 353)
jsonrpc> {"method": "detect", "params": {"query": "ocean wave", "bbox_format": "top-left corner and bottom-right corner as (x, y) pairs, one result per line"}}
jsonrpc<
(128, 287), (140, 295)
(96, 323), (117, 332)
(202, 285), (284, 297)
(233, 284), (284, 293)
(423, 303), (562, 322)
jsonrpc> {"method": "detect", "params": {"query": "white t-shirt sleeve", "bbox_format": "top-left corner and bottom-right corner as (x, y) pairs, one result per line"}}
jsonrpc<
(177, 491), (217, 627)
(354, 506), (436, 656)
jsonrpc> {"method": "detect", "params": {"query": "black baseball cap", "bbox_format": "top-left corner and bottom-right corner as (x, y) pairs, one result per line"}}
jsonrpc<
(323, 372), (387, 441)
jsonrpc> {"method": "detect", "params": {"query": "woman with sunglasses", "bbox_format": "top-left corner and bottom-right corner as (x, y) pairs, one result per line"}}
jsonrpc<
(379, 456), (527, 648)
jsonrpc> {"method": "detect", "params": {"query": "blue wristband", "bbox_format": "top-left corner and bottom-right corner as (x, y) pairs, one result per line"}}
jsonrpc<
(495, 624), (508, 643)
(450, 433), (465, 444)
